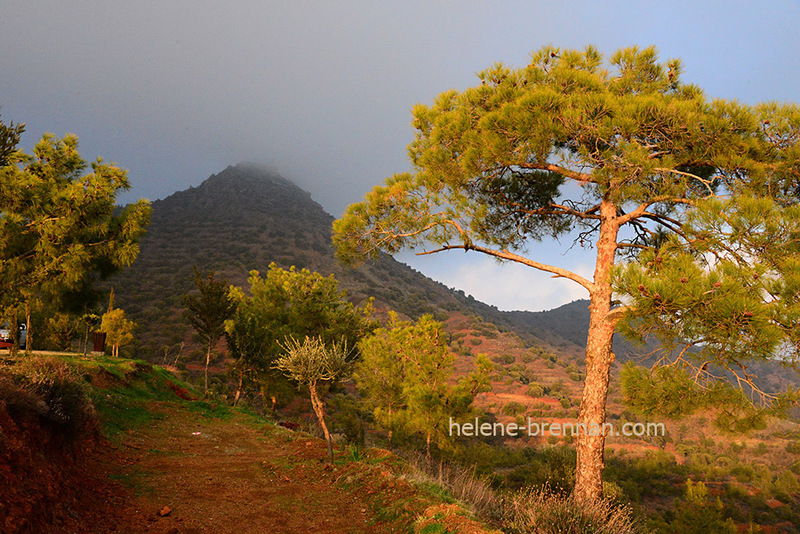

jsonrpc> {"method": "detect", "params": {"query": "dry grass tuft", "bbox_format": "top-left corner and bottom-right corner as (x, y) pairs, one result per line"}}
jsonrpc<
(501, 485), (649, 534)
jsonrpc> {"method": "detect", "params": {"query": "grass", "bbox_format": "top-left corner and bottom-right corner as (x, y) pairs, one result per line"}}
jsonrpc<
(400, 452), (500, 522)
(185, 399), (233, 420)
(417, 523), (455, 534)
(4, 352), (200, 440)
(87, 364), (191, 438)
(501, 486), (648, 534)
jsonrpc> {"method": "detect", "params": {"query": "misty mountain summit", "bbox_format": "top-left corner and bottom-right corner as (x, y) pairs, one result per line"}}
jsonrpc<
(110, 163), (472, 353)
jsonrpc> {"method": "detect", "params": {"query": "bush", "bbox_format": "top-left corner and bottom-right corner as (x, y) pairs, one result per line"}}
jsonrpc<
(665, 480), (736, 534)
(501, 486), (647, 534)
(7, 357), (95, 440)
(505, 446), (576, 493)
(527, 383), (545, 398)
(503, 402), (527, 416)
(785, 441), (800, 455)
(0, 375), (45, 420)
(491, 354), (515, 366)
(791, 461), (800, 475)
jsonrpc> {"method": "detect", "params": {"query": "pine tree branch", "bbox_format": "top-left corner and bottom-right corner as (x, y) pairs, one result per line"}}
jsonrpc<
(518, 162), (596, 184)
(416, 243), (594, 292)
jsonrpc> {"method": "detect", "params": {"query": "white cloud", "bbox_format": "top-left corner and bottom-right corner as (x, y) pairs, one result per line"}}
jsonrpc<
(399, 251), (593, 312)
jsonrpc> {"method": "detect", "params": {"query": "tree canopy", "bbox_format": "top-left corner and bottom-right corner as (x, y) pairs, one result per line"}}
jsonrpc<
(333, 45), (800, 503)
(0, 126), (151, 314)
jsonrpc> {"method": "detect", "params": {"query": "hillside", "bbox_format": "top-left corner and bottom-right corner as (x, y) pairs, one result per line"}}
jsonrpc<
(111, 163), (489, 357)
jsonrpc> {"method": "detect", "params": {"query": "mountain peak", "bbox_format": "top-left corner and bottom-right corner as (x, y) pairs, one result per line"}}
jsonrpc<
(150, 163), (330, 229)
(201, 163), (297, 191)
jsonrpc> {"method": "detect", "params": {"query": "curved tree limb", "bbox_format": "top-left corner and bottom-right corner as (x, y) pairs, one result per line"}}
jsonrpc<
(416, 242), (595, 292)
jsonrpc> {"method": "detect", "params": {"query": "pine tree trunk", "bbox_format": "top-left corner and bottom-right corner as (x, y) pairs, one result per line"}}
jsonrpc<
(9, 314), (18, 357)
(233, 371), (244, 406)
(574, 199), (621, 505)
(204, 344), (212, 396)
(388, 407), (393, 448)
(24, 301), (31, 355)
(426, 432), (431, 461)
(309, 382), (334, 461)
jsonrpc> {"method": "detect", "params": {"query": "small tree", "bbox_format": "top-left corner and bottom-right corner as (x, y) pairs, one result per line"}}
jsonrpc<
(100, 308), (135, 357)
(183, 268), (237, 395)
(354, 312), (408, 447)
(664, 480), (736, 534)
(274, 336), (351, 461)
(399, 315), (458, 459)
(225, 312), (272, 406)
(226, 263), (373, 404)
(355, 314), (491, 459)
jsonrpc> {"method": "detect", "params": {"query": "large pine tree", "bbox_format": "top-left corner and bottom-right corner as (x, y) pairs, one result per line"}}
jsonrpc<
(334, 46), (800, 502)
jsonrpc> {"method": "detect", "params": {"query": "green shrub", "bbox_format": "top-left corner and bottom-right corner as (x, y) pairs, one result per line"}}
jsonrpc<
(665, 480), (736, 534)
(330, 394), (367, 447)
(785, 441), (800, 454)
(505, 445), (576, 493)
(772, 471), (800, 499)
(491, 354), (515, 366)
(503, 402), (527, 416)
(456, 345), (472, 357)
(791, 461), (800, 475)
(527, 383), (545, 398)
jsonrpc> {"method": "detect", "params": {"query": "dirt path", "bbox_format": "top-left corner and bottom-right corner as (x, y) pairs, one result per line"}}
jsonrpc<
(95, 403), (400, 534)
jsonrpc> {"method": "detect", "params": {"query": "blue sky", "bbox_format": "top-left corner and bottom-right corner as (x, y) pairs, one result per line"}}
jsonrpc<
(2, 1), (798, 311)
